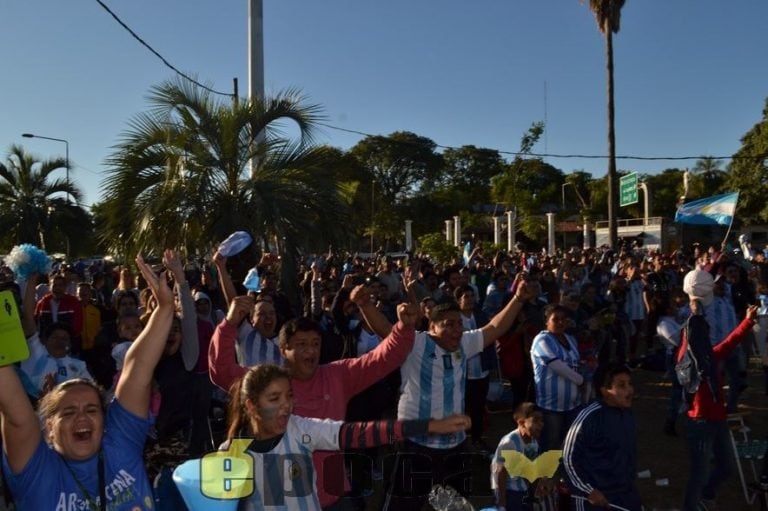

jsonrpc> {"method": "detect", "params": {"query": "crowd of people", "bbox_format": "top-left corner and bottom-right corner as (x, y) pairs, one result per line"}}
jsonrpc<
(0, 238), (767, 510)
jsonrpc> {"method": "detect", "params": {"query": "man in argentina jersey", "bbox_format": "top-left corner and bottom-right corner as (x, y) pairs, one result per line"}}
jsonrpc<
(384, 281), (531, 511)
(236, 299), (283, 366)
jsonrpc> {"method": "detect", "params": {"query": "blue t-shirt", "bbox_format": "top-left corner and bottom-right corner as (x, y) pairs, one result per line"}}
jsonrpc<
(2, 399), (153, 510)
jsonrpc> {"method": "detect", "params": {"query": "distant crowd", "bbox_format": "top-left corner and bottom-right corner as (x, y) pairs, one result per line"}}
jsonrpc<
(0, 238), (767, 511)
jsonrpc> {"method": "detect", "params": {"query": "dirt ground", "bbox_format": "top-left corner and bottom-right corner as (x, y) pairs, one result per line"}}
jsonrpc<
(469, 356), (768, 511)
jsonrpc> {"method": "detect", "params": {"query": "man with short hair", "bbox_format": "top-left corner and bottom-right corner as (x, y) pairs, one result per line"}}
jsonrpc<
(236, 298), (282, 366)
(383, 282), (531, 511)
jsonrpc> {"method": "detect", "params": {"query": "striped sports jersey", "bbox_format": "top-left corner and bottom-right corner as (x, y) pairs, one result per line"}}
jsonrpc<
(239, 415), (340, 511)
(461, 314), (488, 379)
(491, 429), (540, 492)
(397, 329), (484, 448)
(531, 331), (581, 412)
(236, 322), (283, 367)
(20, 333), (92, 396)
(705, 296), (737, 345)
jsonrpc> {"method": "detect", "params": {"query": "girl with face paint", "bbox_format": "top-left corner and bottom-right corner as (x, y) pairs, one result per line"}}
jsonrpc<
(225, 364), (471, 511)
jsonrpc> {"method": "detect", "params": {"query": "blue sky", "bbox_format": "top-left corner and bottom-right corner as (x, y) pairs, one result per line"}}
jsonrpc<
(2, 1), (767, 208)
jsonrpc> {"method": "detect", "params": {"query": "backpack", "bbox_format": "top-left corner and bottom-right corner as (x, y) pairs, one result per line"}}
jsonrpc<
(674, 318), (702, 398)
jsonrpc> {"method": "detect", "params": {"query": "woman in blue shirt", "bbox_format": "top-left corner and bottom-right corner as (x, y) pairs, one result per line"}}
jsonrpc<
(1, 251), (177, 510)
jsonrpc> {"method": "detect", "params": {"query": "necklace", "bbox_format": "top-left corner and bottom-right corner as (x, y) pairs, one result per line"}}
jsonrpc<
(59, 450), (106, 511)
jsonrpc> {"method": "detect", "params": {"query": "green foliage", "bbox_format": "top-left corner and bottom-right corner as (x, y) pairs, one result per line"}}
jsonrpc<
(349, 131), (443, 250)
(0, 145), (88, 254)
(491, 158), (564, 241)
(349, 131), (442, 203)
(416, 232), (459, 264)
(99, 78), (350, 260)
(641, 168), (684, 219)
(724, 101), (768, 224)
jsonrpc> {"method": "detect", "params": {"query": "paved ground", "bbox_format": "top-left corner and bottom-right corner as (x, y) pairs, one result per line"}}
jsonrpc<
(468, 356), (768, 511)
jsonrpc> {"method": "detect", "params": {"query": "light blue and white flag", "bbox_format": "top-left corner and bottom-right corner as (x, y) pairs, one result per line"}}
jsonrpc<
(674, 192), (739, 226)
(463, 241), (472, 265)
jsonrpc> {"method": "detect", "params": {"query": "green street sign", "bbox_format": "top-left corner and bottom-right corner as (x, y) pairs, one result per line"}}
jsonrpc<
(620, 173), (638, 207)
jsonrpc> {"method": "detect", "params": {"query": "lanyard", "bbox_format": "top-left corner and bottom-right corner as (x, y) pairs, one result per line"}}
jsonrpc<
(60, 450), (107, 511)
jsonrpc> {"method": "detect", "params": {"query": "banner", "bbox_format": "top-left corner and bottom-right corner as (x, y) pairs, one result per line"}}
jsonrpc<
(674, 192), (739, 226)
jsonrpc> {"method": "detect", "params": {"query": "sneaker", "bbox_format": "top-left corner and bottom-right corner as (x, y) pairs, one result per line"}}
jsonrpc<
(698, 498), (717, 510)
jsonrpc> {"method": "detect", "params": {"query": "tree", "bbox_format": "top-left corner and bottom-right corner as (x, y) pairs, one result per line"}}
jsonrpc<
(690, 156), (726, 197)
(489, 122), (560, 245)
(416, 232), (458, 264)
(429, 145), (505, 203)
(491, 158), (564, 242)
(100, 78), (349, 261)
(0, 145), (86, 253)
(349, 131), (443, 248)
(723, 98), (768, 225)
(585, 0), (626, 248)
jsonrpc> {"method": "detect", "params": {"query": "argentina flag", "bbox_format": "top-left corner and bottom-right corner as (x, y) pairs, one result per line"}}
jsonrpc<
(674, 192), (739, 226)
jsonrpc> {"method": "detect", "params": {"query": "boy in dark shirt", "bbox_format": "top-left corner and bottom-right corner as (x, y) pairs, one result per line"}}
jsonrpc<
(563, 363), (641, 510)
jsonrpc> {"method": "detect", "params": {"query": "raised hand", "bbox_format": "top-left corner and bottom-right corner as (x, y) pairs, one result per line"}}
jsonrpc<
(427, 414), (471, 435)
(396, 303), (419, 328)
(514, 279), (530, 301)
(350, 284), (372, 307)
(136, 254), (173, 308)
(212, 250), (226, 269)
(163, 249), (185, 283)
(226, 295), (255, 326)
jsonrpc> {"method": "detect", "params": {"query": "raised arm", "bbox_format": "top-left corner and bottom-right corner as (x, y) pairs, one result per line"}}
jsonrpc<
(337, 303), (418, 396)
(338, 414), (470, 449)
(115, 252), (175, 417)
(208, 295), (253, 391)
(309, 265), (324, 318)
(352, 284), (393, 338)
(480, 279), (529, 348)
(213, 250), (238, 308)
(0, 365), (41, 473)
(166, 252), (199, 371)
(21, 273), (39, 337)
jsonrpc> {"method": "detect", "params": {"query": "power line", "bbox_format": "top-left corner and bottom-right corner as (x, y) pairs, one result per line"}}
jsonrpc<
(93, 0), (233, 98)
(318, 122), (766, 162)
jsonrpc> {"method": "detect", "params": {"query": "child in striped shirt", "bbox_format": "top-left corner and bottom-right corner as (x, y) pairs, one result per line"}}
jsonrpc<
(491, 402), (553, 511)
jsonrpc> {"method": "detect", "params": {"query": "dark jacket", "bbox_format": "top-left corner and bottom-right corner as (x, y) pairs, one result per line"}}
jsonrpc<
(563, 400), (641, 509)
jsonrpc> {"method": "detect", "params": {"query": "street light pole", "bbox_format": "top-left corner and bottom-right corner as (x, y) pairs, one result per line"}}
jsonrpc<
(21, 133), (71, 258)
(21, 133), (69, 203)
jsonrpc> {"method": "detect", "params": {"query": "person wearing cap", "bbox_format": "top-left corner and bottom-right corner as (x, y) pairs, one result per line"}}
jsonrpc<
(680, 267), (758, 510)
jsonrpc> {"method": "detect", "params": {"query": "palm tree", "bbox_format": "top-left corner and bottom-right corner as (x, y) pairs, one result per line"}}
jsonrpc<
(0, 145), (84, 251)
(586, 0), (626, 248)
(689, 156), (726, 198)
(99, 77), (349, 266)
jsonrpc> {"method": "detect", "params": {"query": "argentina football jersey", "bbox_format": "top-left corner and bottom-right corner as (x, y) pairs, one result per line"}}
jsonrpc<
(531, 331), (581, 411)
(397, 329), (484, 449)
(236, 323), (284, 366)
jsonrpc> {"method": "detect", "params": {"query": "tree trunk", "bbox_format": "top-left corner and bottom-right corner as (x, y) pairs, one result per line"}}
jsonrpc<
(606, 29), (618, 248)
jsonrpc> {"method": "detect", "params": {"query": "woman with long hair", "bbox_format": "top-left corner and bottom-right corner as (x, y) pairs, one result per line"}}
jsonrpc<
(224, 363), (470, 510)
